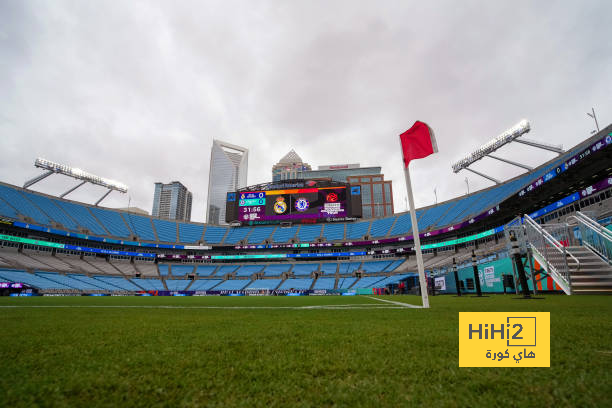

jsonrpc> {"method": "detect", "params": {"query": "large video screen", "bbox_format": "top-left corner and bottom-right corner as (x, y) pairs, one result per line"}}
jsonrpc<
(236, 187), (347, 224)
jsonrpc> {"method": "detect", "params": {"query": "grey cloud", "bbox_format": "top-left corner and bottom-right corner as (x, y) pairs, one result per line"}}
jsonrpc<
(1, 0), (610, 221)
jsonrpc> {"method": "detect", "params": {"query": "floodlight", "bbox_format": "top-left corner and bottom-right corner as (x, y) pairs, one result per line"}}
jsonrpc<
(34, 158), (128, 192)
(452, 120), (530, 173)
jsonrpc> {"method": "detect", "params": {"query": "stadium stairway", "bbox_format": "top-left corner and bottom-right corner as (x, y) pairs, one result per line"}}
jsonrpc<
(566, 247), (612, 294)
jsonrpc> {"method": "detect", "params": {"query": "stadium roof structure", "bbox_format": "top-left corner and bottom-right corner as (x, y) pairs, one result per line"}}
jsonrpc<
(24, 158), (128, 206)
(452, 119), (565, 184)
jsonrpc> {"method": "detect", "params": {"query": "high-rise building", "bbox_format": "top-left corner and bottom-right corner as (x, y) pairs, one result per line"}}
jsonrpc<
(346, 174), (394, 218)
(152, 181), (193, 221)
(296, 163), (394, 219)
(207, 140), (248, 225)
(272, 150), (312, 181)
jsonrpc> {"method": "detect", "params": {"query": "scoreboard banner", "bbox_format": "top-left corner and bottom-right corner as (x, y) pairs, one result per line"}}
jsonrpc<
(227, 180), (360, 225)
(238, 187), (347, 222)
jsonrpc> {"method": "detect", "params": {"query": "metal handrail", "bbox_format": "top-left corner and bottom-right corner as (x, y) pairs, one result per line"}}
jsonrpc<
(568, 211), (612, 264)
(574, 212), (612, 239)
(524, 216), (581, 267)
(523, 215), (576, 294)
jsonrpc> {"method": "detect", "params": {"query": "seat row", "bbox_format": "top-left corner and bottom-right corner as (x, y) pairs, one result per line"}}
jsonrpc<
(0, 268), (412, 292)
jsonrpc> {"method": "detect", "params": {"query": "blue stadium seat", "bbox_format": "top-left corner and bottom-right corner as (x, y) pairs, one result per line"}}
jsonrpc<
(36, 271), (98, 290)
(369, 217), (396, 238)
(247, 226), (275, 244)
(0, 269), (70, 289)
(337, 277), (357, 289)
(195, 265), (217, 276)
(244, 279), (282, 290)
(158, 264), (169, 276)
(178, 223), (204, 243)
(68, 274), (118, 291)
(263, 264), (290, 276)
(216, 265), (239, 276)
(338, 262), (362, 275)
(124, 214), (156, 241)
(152, 219), (177, 242)
(360, 261), (392, 273)
(0, 197), (18, 219)
(223, 228), (252, 245)
(131, 278), (165, 291)
(272, 226), (298, 243)
(215, 280), (249, 290)
(320, 263), (337, 275)
(277, 278), (312, 290)
(171, 265), (195, 276)
(93, 275), (141, 291)
(297, 224), (322, 242)
(89, 207), (132, 237)
(417, 200), (457, 230)
(165, 279), (191, 291)
(23, 193), (79, 231)
(434, 195), (482, 227)
(292, 263), (319, 276)
(235, 265), (264, 277)
(189, 279), (222, 291)
(203, 226), (227, 244)
(322, 224), (345, 241)
(385, 259), (405, 272)
(313, 277), (335, 290)
(352, 276), (387, 289)
(389, 210), (424, 236)
(346, 221), (371, 240)
(54, 200), (107, 235)
(0, 185), (51, 226)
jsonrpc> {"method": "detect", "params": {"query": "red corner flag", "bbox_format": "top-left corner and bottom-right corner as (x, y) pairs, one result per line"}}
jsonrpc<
(399, 121), (438, 168)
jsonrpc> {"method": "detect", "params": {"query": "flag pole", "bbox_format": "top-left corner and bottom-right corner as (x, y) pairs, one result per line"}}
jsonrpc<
(404, 165), (430, 308)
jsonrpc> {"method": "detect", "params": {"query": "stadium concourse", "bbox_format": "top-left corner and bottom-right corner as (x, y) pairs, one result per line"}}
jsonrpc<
(0, 125), (611, 296)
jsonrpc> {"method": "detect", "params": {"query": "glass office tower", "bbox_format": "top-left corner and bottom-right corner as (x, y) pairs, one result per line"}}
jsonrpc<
(207, 140), (248, 224)
(152, 181), (193, 221)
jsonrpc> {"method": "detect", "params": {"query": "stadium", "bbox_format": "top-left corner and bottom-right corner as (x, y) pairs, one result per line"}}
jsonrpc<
(1, 120), (611, 405)
(1, 124), (611, 297)
(2, 2), (612, 404)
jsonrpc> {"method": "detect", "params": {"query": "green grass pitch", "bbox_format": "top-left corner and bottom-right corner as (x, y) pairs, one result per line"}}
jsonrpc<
(1, 295), (611, 407)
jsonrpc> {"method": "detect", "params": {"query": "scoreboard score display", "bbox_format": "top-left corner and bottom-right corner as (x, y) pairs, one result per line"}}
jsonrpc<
(226, 181), (362, 225)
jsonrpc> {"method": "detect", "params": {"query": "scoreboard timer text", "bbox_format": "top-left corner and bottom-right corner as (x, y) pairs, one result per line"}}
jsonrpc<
(459, 312), (550, 367)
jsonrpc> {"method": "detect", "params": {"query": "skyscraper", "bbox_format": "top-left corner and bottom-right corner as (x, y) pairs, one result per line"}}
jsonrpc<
(272, 149), (312, 181)
(152, 181), (193, 221)
(207, 140), (248, 224)
(297, 164), (394, 219)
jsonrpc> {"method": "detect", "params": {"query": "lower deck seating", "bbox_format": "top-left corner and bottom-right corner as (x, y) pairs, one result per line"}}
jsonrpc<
(277, 278), (313, 290)
(214, 280), (249, 291)
(189, 279), (222, 291)
(245, 279), (282, 290)
(313, 277), (336, 290)
(337, 277), (357, 289)
(0, 269), (71, 289)
(351, 276), (386, 289)
(131, 278), (165, 291)
(165, 279), (191, 291)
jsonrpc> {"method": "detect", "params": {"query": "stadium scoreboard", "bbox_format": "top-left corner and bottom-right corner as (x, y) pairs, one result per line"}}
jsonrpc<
(226, 180), (362, 225)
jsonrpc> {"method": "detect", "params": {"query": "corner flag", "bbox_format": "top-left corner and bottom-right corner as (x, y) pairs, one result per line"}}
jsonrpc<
(400, 121), (438, 168)
(399, 121), (438, 308)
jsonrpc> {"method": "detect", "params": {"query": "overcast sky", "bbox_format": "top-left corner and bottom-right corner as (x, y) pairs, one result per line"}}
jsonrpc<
(1, 0), (611, 222)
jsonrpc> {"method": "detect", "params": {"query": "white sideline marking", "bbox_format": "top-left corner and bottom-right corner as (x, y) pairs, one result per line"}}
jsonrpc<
(0, 304), (406, 310)
(364, 296), (423, 308)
